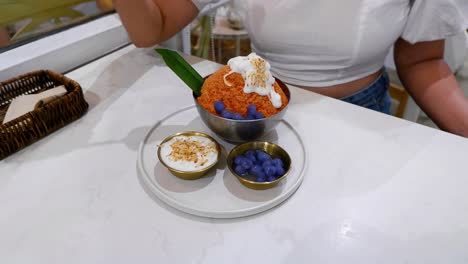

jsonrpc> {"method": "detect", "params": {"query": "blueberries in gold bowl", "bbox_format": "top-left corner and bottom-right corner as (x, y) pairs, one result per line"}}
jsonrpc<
(227, 141), (291, 190)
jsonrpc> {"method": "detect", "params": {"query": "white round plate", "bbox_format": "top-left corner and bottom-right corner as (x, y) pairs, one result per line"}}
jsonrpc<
(137, 106), (307, 218)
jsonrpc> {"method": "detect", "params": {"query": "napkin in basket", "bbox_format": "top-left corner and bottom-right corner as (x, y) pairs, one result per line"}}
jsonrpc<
(2, 86), (67, 124)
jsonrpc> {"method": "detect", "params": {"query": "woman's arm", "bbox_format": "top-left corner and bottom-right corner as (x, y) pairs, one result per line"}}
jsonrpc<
(394, 38), (468, 137)
(113, 0), (199, 47)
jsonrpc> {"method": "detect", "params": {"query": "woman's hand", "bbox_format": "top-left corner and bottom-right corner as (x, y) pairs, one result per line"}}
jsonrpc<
(395, 38), (468, 137)
(113, 0), (199, 47)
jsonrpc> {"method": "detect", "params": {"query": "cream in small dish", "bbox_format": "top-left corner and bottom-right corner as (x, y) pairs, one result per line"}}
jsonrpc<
(157, 131), (221, 180)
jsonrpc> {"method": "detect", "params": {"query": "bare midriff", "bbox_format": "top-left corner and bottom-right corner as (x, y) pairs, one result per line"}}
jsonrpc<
(290, 69), (384, 99)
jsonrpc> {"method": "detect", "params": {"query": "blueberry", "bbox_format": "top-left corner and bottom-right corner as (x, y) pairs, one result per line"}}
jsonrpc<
(264, 165), (277, 178)
(240, 159), (253, 170)
(247, 104), (257, 115)
(214, 101), (225, 114)
(254, 112), (264, 119)
(246, 155), (257, 163)
(245, 151), (257, 163)
(256, 150), (271, 162)
(233, 113), (245, 120)
(245, 150), (256, 157)
(246, 114), (256, 120)
(267, 176), (276, 182)
(249, 164), (263, 176)
(256, 177), (267, 182)
(234, 155), (245, 165)
(275, 166), (286, 177)
(272, 158), (284, 168)
(234, 165), (247, 175)
(221, 110), (234, 119)
(262, 160), (273, 168)
(255, 171), (266, 182)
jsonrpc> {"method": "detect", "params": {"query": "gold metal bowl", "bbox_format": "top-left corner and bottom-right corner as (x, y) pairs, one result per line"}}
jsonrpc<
(157, 131), (221, 180)
(227, 141), (291, 190)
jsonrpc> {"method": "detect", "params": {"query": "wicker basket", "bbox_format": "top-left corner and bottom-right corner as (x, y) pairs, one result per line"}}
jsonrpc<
(0, 70), (88, 160)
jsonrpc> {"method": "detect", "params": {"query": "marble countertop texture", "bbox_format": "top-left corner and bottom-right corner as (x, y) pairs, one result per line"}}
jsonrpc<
(1, 45), (468, 264)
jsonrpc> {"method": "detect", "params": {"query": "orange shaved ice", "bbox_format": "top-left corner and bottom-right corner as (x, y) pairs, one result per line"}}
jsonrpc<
(197, 66), (288, 117)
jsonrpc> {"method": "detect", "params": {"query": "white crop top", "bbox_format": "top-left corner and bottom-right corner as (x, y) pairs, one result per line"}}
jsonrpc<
(193, 0), (466, 87)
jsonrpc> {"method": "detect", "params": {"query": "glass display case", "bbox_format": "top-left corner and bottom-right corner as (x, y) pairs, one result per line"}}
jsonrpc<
(0, 0), (114, 52)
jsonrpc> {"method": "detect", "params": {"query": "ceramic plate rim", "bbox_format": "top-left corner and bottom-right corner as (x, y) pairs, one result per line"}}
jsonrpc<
(137, 105), (308, 219)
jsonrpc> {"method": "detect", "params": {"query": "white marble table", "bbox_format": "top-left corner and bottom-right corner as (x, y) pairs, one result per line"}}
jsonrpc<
(2, 45), (468, 264)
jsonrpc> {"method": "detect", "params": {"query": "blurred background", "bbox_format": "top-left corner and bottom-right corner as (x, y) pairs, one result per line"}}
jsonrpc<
(1, 0), (467, 126)
(0, 0), (114, 51)
(0, 0), (248, 64)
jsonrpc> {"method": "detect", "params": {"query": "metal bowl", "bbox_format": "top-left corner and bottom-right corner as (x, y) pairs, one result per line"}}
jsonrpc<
(157, 131), (221, 180)
(227, 141), (291, 190)
(193, 78), (291, 143)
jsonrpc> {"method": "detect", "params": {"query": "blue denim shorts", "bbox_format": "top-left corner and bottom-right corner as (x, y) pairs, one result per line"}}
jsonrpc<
(341, 71), (391, 114)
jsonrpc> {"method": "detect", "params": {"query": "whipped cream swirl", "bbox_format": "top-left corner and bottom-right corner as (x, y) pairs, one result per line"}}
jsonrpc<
(224, 53), (282, 108)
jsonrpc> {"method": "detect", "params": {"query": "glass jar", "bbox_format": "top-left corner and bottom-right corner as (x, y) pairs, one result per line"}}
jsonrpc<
(226, 3), (244, 30)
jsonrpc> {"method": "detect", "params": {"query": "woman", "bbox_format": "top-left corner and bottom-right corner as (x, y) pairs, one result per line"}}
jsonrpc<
(113, 0), (468, 137)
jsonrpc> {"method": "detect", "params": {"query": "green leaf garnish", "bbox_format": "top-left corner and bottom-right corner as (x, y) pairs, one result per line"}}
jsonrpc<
(155, 48), (204, 96)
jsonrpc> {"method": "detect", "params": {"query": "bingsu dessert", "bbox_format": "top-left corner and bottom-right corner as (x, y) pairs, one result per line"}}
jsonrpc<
(197, 53), (289, 120)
